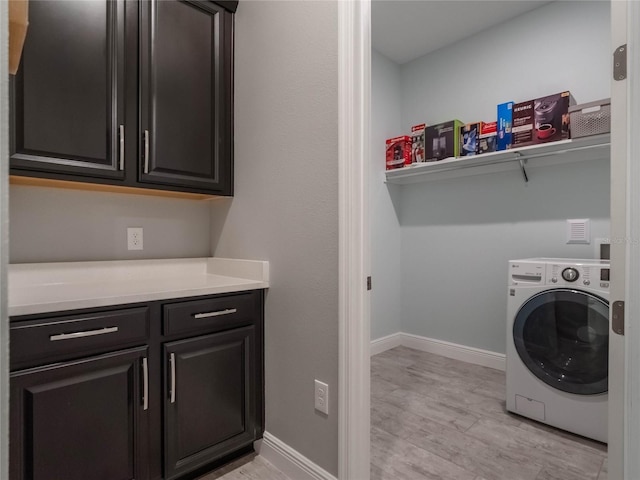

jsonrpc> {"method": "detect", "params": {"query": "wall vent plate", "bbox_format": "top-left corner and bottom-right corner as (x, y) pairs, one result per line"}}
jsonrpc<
(566, 219), (590, 244)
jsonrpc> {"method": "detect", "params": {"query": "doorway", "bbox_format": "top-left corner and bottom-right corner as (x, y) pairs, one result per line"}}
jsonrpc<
(349, 1), (640, 479)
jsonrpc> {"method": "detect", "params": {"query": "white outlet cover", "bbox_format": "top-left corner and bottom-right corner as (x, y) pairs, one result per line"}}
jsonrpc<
(314, 379), (329, 415)
(127, 227), (144, 251)
(566, 219), (590, 245)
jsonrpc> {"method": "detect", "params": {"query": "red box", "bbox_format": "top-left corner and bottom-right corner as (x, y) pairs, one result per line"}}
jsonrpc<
(386, 135), (411, 170)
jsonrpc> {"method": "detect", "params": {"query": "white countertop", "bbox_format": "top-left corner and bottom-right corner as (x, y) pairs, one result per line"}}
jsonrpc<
(9, 257), (270, 317)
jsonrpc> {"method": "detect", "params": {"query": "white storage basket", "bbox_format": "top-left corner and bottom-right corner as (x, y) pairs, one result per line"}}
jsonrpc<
(569, 99), (611, 138)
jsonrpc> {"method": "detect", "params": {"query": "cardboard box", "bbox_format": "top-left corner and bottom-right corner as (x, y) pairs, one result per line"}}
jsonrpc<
(460, 123), (480, 157)
(425, 120), (463, 161)
(512, 91), (575, 147)
(386, 135), (411, 170)
(411, 123), (426, 163)
(497, 102), (513, 151)
(9, 0), (29, 75)
(478, 121), (497, 155)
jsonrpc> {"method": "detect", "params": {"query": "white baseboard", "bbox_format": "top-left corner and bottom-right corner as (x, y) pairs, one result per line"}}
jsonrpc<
(257, 431), (337, 480)
(370, 332), (402, 356)
(371, 332), (506, 371)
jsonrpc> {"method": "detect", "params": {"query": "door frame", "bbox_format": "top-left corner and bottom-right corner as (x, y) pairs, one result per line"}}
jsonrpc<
(338, 0), (371, 479)
(610, 1), (640, 479)
(620, 1), (640, 478)
(0, 1), (10, 478)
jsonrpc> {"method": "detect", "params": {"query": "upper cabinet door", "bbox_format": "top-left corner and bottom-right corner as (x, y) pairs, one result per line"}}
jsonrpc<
(10, 0), (126, 179)
(139, 0), (234, 195)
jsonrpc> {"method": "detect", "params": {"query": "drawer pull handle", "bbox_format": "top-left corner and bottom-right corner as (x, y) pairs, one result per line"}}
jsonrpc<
(169, 353), (176, 404)
(142, 357), (149, 411)
(119, 124), (125, 171)
(49, 326), (119, 341)
(143, 129), (150, 174)
(193, 308), (237, 319)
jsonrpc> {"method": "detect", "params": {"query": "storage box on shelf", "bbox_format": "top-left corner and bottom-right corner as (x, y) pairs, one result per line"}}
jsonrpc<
(512, 91), (574, 147)
(425, 120), (464, 161)
(569, 99), (611, 139)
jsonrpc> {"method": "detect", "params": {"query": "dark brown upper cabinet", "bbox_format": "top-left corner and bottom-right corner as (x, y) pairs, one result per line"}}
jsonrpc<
(10, 0), (127, 180)
(10, 0), (235, 197)
(139, 1), (233, 194)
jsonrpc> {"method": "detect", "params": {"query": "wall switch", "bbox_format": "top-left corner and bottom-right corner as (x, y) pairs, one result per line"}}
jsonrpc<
(314, 379), (329, 415)
(127, 227), (144, 250)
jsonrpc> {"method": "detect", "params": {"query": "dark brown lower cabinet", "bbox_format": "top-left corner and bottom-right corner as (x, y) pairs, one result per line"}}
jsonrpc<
(9, 289), (264, 480)
(10, 346), (149, 480)
(164, 327), (256, 480)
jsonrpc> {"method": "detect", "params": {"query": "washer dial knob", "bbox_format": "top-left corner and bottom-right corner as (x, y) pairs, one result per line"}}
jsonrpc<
(562, 267), (579, 282)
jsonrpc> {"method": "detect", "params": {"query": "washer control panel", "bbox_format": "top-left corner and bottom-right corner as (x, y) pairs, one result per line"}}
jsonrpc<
(509, 259), (610, 293)
(548, 261), (609, 292)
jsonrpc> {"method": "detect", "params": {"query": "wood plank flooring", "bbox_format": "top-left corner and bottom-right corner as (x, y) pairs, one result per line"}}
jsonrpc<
(199, 345), (608, 480)
(372, 346), (608, 480)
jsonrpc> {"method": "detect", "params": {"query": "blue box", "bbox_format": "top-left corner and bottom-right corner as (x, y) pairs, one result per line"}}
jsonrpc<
(497, 102), (513, 151)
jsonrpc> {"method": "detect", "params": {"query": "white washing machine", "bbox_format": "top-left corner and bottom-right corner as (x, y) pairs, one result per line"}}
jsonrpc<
(506, 258), (609, 443)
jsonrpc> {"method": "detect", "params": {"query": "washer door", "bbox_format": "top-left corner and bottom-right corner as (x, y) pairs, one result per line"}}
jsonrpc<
(513, 288), (609, 395)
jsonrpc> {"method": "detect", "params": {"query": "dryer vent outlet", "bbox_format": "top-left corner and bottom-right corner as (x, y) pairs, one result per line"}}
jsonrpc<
(566, 219), (590, 244)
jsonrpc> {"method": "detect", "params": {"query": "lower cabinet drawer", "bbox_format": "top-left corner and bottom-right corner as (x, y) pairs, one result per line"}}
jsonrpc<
(163, 291), (259, 337)
(10, 307), (150, 370)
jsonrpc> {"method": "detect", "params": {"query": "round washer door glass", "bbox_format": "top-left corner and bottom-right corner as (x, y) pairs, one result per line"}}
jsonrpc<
(513, 288), (609, 395)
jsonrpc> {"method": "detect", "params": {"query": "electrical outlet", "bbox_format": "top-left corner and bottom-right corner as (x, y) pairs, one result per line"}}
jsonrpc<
(314, 379), (329, 415)
(127, 227), (144, 251)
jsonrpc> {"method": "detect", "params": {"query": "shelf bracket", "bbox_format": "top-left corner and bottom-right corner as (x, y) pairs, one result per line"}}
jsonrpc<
(516, 153), (529, 183)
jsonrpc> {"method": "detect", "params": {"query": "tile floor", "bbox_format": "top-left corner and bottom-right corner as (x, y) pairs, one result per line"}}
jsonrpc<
(196, 452), (288, 480)
(371, 346), (608, 480)
(200, 346), (608, 480)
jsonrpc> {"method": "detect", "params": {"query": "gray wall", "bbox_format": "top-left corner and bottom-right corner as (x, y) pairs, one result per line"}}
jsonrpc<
(210, 1), (339, 475)
(10, 185), (211, 263)
(372, 1), (612, 353)
(371, 50), (403, 341)
(401, 1), (612, 127)
(400, 160), (610, 354)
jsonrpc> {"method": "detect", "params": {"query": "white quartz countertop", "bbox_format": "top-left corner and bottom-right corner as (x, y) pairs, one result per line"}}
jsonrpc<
(9, 257), (270, 317)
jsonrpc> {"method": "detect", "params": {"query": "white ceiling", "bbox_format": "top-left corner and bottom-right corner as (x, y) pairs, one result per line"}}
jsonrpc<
(372, 0), (553, 65)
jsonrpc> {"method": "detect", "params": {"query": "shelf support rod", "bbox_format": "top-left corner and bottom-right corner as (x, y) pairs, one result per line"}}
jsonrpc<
(516, 153), (529, 183)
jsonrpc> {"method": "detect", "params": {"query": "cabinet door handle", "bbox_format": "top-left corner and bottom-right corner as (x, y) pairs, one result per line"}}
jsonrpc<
(169, 352), (176, 404)
(142, 357), (149, 411)
(144, 129), (150, 174)
(119, 124), (125, 171)
(49, 326), (119, 341)
(193, 308), (237, 319)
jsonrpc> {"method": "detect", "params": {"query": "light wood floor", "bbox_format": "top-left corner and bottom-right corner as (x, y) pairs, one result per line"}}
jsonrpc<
(196, 452), (288, 480)
(372, 346), (608, 480)
(199, 345), (608, 480)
